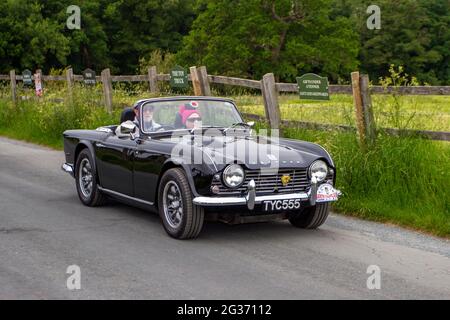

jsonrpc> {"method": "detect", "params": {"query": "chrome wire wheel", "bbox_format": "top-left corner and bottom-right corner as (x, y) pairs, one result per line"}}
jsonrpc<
(78, 158), (93, 198)
(163, 181), (183, 229)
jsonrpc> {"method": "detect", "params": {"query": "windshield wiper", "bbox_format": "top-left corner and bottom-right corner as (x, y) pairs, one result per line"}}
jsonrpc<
(189, 125), (223, 134)
(223, 122), (252, 134)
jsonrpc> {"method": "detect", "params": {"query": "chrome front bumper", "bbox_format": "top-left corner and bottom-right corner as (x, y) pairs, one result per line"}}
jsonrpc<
(62, 163), (74, 178)
(193, 178), (342, 210)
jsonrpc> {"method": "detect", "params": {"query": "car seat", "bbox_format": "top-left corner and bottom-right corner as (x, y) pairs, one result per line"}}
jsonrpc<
(120, 107), (135, 123)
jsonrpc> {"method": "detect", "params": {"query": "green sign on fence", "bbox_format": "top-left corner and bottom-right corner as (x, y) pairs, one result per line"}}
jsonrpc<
(22, 69), (32, 86)
(170, 65), (188, 89)
(297, 73), (329, 100)
(83, 68), (96, 85)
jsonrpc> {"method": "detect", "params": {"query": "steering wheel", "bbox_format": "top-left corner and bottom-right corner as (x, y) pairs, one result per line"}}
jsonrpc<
(158, 124), (175, 131)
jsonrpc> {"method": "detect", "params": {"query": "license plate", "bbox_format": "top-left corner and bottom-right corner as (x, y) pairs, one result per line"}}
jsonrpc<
(262, 199), (301, 212)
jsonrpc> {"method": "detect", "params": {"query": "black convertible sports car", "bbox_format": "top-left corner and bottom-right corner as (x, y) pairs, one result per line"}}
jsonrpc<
(62, 96), (341, 239)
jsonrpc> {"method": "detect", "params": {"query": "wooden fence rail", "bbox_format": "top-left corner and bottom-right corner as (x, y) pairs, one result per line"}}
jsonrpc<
(2, 71), (449, 95)
(243, 113), (450, 142)
(1, 67), (448, 142)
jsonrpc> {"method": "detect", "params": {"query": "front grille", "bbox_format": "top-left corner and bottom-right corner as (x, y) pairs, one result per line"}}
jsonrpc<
(212, 168), (311, 195)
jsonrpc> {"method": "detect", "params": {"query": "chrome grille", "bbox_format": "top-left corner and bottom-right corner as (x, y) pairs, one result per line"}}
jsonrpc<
(212, 168), (311, 195)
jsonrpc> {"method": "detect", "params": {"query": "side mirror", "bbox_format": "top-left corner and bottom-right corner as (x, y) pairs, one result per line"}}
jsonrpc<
(120, 121), (137, 134)
(117, 121), (137, 139)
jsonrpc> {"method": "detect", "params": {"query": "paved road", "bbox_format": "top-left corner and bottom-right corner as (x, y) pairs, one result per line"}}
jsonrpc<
(0, 137), (449, 300)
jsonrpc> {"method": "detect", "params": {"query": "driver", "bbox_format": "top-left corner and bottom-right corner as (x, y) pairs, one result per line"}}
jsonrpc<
(141, 105), (162, 132)
(132, 100), (144, 127)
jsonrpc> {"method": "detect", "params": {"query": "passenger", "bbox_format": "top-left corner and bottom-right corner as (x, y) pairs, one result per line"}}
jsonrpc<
(176, 102), (202, 129)
(184, 111), (202, 130)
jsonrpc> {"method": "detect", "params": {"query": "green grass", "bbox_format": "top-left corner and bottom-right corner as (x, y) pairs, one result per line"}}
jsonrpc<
(236, 94), (450, 132)
(0, 85), (121, 149)
(280, 127), (450, 237)
(0, 85), (449, 237)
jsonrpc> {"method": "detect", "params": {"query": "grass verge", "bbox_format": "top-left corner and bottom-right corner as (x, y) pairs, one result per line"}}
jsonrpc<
(282, 126), (450, 237)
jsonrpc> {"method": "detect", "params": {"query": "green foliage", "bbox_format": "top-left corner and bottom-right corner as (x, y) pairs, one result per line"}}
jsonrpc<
(0, 0), (448, 83)
(0, 0), (70, 70)
(281, 127), (450, 237)
(98, 0), (196, 74)
(238, 92), (450, 132)
(0, 87), (119, 148)
(378, 65), (420, 130)
(0, 0), (196, 74)
(177, 0), (360, 82)
(334, 0), (450, 84)
(138, 49), (177, 74)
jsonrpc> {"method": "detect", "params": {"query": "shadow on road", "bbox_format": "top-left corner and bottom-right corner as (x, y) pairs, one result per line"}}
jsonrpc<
(100, 200), (331, 242)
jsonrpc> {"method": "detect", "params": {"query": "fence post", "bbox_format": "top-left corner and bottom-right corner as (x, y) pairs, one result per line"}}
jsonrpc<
(261, 73), (281, 130)
(36, 69), (42, 84)
(66, 68), (73, 102)
(198, 66), (211, 96)
(10, 70), (16, 105)
(35, 69), (43, 97)
(190, 66), (202, 96)
(101, 68), (113, 114)
(148, 66), (158, 94)
(360, 74), (376, 144)
(351, 71), (376, 147)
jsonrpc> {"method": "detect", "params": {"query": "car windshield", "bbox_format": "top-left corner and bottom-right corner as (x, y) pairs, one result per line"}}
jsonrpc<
(140, 99), (243, 133)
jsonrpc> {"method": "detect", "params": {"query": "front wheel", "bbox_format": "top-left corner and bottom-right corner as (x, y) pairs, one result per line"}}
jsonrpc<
(288, 203), (330, 229)
(75, 149), (107, 207)
(158, 168), (204, 239)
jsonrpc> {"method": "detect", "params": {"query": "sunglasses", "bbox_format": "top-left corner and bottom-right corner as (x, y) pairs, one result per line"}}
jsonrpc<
(187, 117), (202, 122)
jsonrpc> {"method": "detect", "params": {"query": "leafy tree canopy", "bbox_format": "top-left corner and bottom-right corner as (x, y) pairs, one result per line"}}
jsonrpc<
(0, 0), (448, 84)
(177, 0), (360, 83)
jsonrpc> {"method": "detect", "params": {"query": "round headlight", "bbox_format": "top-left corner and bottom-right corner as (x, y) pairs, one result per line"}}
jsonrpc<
(223, 164), (245, 188)
(310, 160), (328, 182)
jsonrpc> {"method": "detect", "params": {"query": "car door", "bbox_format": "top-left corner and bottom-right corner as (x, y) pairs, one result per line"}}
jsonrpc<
(95, 135), (137, 196)
(133, 138), (168, 204)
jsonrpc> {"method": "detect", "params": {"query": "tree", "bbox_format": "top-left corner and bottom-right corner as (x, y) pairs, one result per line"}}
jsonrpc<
(418, 0), (450, 84)
(39, 0), (111, 72)
(0, 0), (196, 74)
(334, 0), (450, 84)
(0, 0), (70, 72)
(177, 0), (360, 82)
(99, 0), (196, 73)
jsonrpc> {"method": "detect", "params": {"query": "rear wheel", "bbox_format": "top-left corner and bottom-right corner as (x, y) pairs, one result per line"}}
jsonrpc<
(75, 149), (106, 207)
(158, 168), (204, 239)
(288, 203), (330, 229)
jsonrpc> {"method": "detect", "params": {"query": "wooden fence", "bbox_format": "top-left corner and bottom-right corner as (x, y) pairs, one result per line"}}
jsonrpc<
(1, 66), (449, 142)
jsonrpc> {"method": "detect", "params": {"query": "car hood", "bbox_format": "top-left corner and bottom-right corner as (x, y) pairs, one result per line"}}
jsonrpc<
(159, 134), (329, 171)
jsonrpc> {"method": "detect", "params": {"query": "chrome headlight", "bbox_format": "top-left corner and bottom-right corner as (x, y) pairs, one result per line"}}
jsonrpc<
(309, 160), (328, 182)
(223, 164), (245, 188)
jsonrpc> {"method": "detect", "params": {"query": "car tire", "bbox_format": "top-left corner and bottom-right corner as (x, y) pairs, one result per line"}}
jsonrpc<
(288, 203), (330, 229)
(75, 148), (107, 207)
(158, 168), (204, 239)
